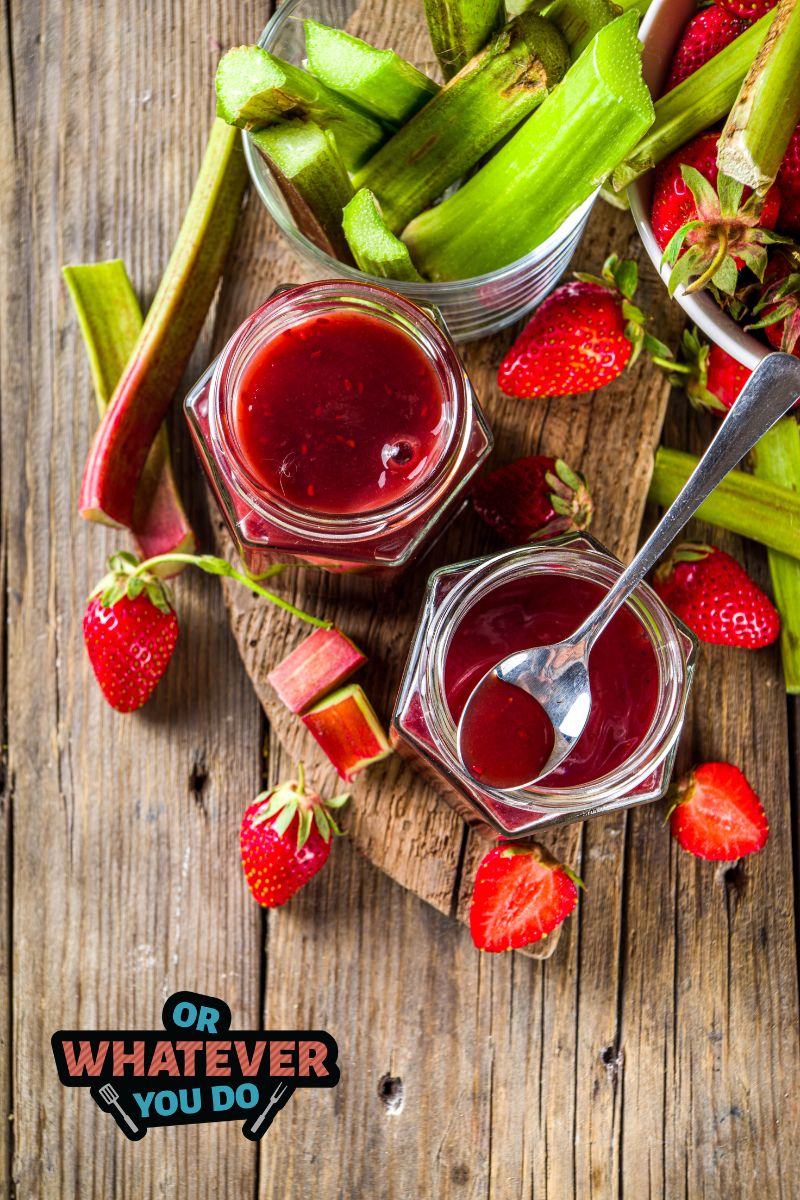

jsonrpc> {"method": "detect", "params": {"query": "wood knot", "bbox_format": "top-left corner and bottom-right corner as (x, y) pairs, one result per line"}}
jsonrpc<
(377, 1074), (404, 1115)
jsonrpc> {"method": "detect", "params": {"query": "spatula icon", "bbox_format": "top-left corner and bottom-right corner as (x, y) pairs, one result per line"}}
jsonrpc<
(95, 1083), (140, 1137)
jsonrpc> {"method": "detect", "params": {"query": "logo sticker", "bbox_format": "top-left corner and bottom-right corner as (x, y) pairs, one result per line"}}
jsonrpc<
(51, 990), (339, 1140)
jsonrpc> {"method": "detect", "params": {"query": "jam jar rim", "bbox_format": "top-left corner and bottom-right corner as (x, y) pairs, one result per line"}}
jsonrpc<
(206, 279), (477, 544)
(416, 537), (696, 813)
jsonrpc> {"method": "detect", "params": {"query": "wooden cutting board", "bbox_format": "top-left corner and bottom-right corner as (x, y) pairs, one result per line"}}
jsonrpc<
(208, 175), (685, 958)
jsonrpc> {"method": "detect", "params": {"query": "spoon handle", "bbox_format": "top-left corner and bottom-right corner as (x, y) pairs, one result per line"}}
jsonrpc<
(573, 351), (800, 647)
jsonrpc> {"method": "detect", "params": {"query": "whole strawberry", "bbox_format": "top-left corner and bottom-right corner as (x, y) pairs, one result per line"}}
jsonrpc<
(747, 252), (800, 355)
(776, 125), (800, 235)
(83, 551), (179, 712)
(470, 842), (582, 953)
(497, 255), (669, 400)
(653, 543), (780, 649)
(659, 325), (800, 414)
(668, 762), (768, 861)
(719, 0), (775, 18)
(652, 132), (782, 296)
(664, 6), (749, 93)
(240, 766), (349, 908)
(471, 455), (593, 545)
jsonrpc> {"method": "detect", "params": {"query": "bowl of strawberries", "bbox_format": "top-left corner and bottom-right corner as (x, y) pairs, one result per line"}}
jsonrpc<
(627, 0), (799, 377)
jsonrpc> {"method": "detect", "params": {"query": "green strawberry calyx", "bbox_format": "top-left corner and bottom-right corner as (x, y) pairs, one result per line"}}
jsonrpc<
(574, 253), (672, 368)
(652, 327), (728, 414)
(249, 764), (350, 850)
(496, 840), (585, 889)
(660, 168), (788, 299)
(90, 550), (175, 615)
(536, 459), (594, 542)
(746, 264), (800, 355)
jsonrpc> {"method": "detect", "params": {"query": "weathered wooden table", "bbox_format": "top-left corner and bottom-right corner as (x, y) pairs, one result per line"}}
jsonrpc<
(2, 1), (799, 1196)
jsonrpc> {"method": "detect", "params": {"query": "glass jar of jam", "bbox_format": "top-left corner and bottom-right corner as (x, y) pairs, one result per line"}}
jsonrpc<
(184, 280), (492, 576)
(392, 534), (698, 838)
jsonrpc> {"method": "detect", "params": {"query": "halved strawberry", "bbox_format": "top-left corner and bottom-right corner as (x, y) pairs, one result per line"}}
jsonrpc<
(469, 842), (582, 953)
(668, 762), (768, 861)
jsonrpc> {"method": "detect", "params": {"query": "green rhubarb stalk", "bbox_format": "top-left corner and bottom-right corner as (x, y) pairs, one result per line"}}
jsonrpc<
(353, 12), (569, 234)
(750, 418), (800, 692)
(403, 11), (652, 281)
(648, 446), (800, 561)
(342, 189), (424, 281)
(63, 261), (195, 570)
(611, 9), (776, 191)
(215, 44), (384, 171)
(303, 20), (438, 126)
(528, 0), (622, 59)
(250, 120), (354, 261)
(423, 0), (505, 80)
(716, 0), (800, 192)
(79, 119), (248, 531)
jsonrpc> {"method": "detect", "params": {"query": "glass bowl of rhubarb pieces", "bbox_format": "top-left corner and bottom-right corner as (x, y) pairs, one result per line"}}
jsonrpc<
(626, 0), (797, 370)
(218, 0), (656, 342)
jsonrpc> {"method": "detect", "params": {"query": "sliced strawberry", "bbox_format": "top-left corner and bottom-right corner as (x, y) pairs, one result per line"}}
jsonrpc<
(469, 842), (581, 953)
(668, 762), (768, 861)
(471, 455), (593, 545)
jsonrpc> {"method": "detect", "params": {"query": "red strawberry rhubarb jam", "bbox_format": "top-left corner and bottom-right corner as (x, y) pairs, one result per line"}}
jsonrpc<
(446, 574), (660, 788)
(234, 310), (447, 514)
(458, 673), (555, 789)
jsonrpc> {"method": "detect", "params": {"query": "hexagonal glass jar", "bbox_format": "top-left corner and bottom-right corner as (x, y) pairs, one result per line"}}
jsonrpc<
(391, 534), (698, 838)
(184, 280), (492, 577)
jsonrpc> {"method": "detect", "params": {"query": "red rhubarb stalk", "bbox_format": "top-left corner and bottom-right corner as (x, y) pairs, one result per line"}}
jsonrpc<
(79, 120), (248, 530)
(63, 261), (195, 569)
(268, 627), (367, 714)
(301, 683), (393, 781)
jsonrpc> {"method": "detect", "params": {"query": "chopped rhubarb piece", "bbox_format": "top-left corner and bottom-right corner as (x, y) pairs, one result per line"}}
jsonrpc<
(268, 627), (367, 714)
(301, 684), (393, 781)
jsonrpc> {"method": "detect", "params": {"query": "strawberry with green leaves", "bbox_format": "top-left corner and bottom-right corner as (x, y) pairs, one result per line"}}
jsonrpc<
(471, 455), (593, 545)
(657, 325), (800, 415)
(668, 762), (768, 861)
(83, 552), (180, 713)
(652, 132), (783, 298)
(83, 550), (327, 713)
(497, 255), (669, 400)
(746, 251), (800, 355)
(469, 841), (582, 953)
(240, 765), (349, 907)
(653, 542), (780, 649)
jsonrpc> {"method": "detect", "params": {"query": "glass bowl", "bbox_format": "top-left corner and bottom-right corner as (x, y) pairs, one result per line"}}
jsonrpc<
(243, 0), (598, 342)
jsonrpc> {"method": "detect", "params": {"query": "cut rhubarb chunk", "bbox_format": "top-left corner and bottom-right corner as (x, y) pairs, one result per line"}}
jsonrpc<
(303, 19), (438, 126)
(301, 684), (393, 782)
(342, 189), (424, 281)
(423, 0), (505, 80)
(215, 44), (385, 171)
(251, 120), (354, 261)
(268, 626), (367, 714)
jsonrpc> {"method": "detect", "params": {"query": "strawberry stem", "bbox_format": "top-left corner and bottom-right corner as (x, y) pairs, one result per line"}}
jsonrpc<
(130, 553), (331, 629)
(683, 228), (729, 296)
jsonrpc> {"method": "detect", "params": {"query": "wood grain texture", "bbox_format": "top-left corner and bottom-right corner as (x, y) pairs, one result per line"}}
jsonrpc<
(3, 0), (799, 1196)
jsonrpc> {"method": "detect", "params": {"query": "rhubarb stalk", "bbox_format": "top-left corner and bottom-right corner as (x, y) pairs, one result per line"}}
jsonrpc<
(250, 120), (354, 261)
(423, 0), (505, 80)
(342, 189), (424, 281)
(354, 12), (570, 234)
(215, 45), (385, 171)
(403, 12), (653, 280)
(268, 627), (367, 714)
(750, 418), (800, 692)
(648, 446), (800, 561)
(63, 261), (196, 569)
(528, 0), (621, 58)
(79, 120), (248, 532)
(611, 9), (776, 191)
(301, 683), (393, 781)
(303, 20), (438, 126)
(716, 0), (800, 192)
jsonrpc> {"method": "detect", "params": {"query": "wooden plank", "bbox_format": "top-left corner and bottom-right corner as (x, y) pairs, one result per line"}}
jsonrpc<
(1, 0), (264, 1195)
(217, 196), (684, 959)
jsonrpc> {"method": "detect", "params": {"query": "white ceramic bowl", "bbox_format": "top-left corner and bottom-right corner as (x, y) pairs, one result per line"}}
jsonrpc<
(629, 0), (767, 369)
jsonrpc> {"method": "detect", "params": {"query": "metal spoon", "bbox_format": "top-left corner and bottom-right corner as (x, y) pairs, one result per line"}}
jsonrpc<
(457, 352), (800, 790)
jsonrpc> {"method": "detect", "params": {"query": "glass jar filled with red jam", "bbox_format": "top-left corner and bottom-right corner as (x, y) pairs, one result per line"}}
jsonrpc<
(184, 280), (492, 575)
(392, 535), (697, 838)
